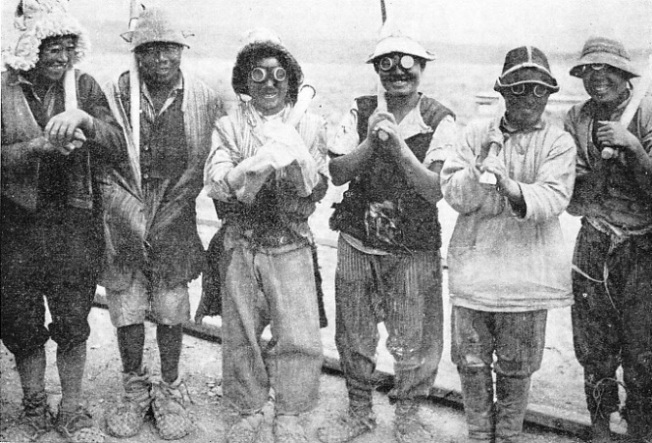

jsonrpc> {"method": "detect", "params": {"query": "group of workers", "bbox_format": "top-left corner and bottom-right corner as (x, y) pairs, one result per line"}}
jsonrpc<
(1, 1), (650, 443)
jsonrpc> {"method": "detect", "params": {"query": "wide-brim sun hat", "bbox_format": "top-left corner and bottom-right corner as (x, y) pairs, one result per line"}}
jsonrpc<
(232, 29), (303, 104)
(121, 7), (191, 51)
(3, 0), (90, 72)
(569, 36), (639, 78)
(366, 33), (436, 64)
(493, 45), (559, 94)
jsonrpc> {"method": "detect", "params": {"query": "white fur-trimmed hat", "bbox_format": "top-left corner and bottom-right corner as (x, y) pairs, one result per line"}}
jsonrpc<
(3, 0), (90, 72)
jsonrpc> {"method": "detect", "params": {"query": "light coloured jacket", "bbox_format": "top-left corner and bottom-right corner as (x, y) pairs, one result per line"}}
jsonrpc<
(101, 71), (223, 288)
(441, 116), (576, 312)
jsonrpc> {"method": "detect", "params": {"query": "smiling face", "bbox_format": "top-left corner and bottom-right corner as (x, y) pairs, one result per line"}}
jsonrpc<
(581, 65), (629, 106)
(376, 53), (424, 98)
(248, 56), (289, 115)
(35, 35), (78, 83)
(135, 42), (184, 86)
(502, 83), (551, 130)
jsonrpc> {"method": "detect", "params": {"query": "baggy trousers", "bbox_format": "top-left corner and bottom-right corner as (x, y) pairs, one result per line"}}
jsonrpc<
(334, 236), (444, 407)
(221, 241), (322, 415)
(572, 222), (652, 435)
(1, 201), (100, 357)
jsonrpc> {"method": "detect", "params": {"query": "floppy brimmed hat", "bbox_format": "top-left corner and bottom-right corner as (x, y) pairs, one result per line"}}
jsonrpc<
(494, 46), (559, 93)
(3, 0), (90, 72)
(366, 33), (436, 63)
(121, 7), (191, 51)
(232, 29), (304, 104)
(569, 37), (639, 78)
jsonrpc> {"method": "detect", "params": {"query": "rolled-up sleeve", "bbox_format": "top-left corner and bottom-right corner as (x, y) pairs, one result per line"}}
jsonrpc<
(423, 115), (457, 167)
(329, 102), (360, 156)
(204, 116), (241, 202)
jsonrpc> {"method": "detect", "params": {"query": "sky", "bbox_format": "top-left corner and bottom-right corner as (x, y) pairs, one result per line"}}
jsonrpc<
(2, 0), (651, 55)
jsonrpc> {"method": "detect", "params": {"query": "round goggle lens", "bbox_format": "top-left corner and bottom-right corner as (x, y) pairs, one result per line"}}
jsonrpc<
(251, 67), (267, 82)
(250, 67), (287, 83)
(400, 55), (415, 70)
(509, 83), (548, 98)
(378, 54), (416, 72)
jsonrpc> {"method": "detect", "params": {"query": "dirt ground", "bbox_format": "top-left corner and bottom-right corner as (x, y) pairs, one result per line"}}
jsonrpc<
(1, 306), (585, 443)
(0, 189), (615, 443)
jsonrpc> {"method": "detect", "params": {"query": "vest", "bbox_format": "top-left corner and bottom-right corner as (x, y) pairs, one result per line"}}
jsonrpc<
(330, 94), (453, 253)
(1, 69), (95, 212)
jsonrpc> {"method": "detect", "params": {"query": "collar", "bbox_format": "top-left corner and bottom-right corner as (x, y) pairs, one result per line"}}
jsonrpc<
(7, 68), (63, 89)
(588, 89), (632, 115)
(141, 72), (184, 116)
(500, 115), (545, 134)
(397, 94), (432, 139)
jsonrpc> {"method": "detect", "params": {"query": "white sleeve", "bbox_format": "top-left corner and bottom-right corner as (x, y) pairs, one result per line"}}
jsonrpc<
(423, 115), (457, 166)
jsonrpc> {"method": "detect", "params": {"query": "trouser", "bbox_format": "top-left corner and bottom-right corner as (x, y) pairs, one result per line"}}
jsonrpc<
(334, 236), (444, 409)
(452, 306), (547, 442)
(221, 241), (322, 415)
(572, 222), (652, 437)
(1, 201), (100, 356)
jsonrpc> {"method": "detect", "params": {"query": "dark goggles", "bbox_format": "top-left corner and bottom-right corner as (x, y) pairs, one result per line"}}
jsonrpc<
(507, 83), (549, 98)
(250, 66), (287, 83)
(378, 54), (416, 72)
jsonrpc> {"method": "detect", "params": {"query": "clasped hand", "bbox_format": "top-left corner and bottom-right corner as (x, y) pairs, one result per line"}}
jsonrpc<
(367, 111), (402, 153)
(37, 109), (92, 156)
(596, 121), (637, 151)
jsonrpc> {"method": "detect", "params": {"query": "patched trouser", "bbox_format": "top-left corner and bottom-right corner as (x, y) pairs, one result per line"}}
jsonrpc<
(221, 241), (322, 415)
(334, 236), (444, 408)
(572, 222), (652, 435)
(105, 269), (191, 327)
(1, 201), (101, 357)
(451, 306), (547, 377)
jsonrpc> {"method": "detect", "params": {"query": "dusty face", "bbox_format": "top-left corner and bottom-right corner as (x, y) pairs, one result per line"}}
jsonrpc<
(136, 42), (184, 86)
(581, 64), (629, 106)
(35, 35), (78, 83)
(502, 83), (551, 130)
(247, 57), (289, 116)
(376, 53), (424, 98)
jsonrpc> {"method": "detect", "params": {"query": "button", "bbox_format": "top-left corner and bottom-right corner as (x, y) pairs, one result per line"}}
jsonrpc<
(143, 145), (150, 152)
(143, 173), (150, 180)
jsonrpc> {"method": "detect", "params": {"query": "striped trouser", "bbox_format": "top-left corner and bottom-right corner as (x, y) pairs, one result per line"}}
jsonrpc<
(334, 235), (443, 407)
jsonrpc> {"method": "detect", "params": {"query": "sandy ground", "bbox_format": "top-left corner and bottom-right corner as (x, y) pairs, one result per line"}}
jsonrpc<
(0, 306), (584, 443)
(0, 171), (628, 443)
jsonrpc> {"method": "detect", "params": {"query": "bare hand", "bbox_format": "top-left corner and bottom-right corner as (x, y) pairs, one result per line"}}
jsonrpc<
(480, 155), (507, 182)
(596, 121), (637, 150)
(45, 109), (92, 146)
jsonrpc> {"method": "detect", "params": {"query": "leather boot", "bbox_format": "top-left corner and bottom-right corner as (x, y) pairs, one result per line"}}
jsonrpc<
(495, 375), (531, 443)
(459, 367), (494, 442)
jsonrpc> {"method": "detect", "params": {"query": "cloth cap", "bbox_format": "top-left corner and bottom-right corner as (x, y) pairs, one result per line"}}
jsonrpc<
(494, 46), (559, 93)
(3, 0), (89, 72)
(231, 29), (304, 104)
(366, 32), (436, 63)
(569, 37), (639, 78)
(122, 7), (191, 51)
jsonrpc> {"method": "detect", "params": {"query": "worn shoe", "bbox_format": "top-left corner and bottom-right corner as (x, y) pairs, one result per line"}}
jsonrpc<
(151, 378), (193, 440)
(105, 369), (153, 438)
(55, 406), (105, 443)
(317, 408), (377, 443)
(1, 393), (52, 442)
(274, 414), (308, 443)
(394, 401), (435, 443)
(226, 411), (265, 443)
